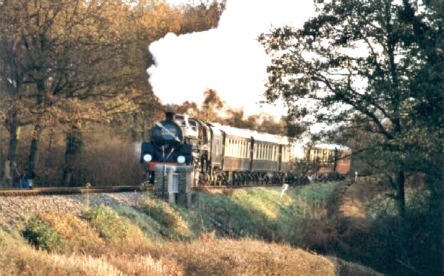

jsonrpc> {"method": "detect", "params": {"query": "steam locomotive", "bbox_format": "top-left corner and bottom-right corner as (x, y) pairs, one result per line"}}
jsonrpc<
(140, 111), (351, 186)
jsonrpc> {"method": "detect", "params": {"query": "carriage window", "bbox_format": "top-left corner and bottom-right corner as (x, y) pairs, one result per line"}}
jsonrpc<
(263, 144), (266, 160)
(258, 144), (262, 159)
(232, 140), (235, 157)
(239, 140), (242, 158)
(270, 145), (273, 160)
(228, 139), (232, 156)
(233, 140), (236, 157)
(233, 140), (235, 157)
(240, 141), (243, 158)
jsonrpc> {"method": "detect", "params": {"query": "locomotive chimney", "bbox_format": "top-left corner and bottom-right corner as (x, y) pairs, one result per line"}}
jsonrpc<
(165, 107), (175, 121)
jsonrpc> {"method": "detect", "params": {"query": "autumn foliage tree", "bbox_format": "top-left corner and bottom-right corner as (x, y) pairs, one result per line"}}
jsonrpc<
(179, 0), (225, 33)
(0, 0), (226, 186)
(0, 0), (149, 185)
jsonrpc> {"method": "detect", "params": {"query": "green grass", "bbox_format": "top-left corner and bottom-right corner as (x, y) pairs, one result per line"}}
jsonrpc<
(84, 206), (130, 243)
(195, 183), (338, 242)
(114, 206), (165, 242)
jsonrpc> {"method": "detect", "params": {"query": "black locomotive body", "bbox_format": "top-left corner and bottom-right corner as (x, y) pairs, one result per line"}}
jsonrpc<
(141, 112), (352, 185)
(140, 111), (192, 182)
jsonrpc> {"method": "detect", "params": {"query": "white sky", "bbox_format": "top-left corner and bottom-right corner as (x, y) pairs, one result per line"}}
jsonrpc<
(147, 0), (315, 119)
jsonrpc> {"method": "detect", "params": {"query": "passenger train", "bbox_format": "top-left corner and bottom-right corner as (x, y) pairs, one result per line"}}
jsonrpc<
(140, 111), (351, 186)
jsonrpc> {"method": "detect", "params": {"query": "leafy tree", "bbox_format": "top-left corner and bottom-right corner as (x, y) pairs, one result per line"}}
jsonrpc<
(179, 0), (225, 34)
(0, 0), (150, 185)
(172, 89), (225, 121)
(255, 114), (286, 135)
(201, 89), (225, 121)
(260, 0), (442, 214)
(0, 0), (33, 186)
(259, 0), (443, 267)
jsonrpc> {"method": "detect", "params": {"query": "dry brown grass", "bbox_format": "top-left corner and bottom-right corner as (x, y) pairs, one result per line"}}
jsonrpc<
(1, 214), (174, 275)
(1, 181), (391, 275)
(3, 226), (346, 276)
(0, 236), (117, 275)
(103, 253), (182, 276)
(148, 238), (337, 276)
(0, 238), (171, 276)
(330, 177), (392, 219)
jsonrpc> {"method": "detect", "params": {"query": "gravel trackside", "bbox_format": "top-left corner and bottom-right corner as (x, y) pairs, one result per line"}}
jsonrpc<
(0, 192), (145, 226)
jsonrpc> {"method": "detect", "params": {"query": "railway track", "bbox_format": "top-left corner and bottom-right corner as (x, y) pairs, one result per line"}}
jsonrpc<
(0, 183), (289, 197)
(0, 185), (146, 197)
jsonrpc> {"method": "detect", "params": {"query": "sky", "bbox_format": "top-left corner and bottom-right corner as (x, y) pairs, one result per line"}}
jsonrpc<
(147, 0), (315, 120)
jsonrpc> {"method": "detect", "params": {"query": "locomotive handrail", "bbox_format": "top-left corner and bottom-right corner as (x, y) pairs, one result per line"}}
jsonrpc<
(155, 122), (181, 142)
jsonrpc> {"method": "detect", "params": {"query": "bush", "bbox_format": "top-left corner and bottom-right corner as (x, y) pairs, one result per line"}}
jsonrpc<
(138, 198), (193, 239)
(22, 217), (66, 253)
(115, 206), (165, 242)
(37, 212), (105, 254)
(85, 206), (146, 246)
(83, 206), (131, 243)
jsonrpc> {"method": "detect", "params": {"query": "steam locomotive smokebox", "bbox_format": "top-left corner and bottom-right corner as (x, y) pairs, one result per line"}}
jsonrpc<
(153, 164), (193, 207)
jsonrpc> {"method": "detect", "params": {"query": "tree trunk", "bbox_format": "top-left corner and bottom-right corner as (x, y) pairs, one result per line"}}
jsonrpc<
(25, 77), (47, 183)
(6, 106), (20, 187)
(26, 124), (43, 182)
(395, 170), (409, 262)
(396, 170), (406, 219)
(62, 129), (83, 186)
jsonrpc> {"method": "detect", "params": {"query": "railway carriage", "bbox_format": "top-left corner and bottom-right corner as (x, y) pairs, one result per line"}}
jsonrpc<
(304, 144), (352, 180)
(218, 125), (252, 173)
(249, 132), (282, 184)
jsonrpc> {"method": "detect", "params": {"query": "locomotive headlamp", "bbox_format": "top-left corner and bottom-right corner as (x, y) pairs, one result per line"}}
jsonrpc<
(177, 155), (186, 164)
(143, 154), (152, 162)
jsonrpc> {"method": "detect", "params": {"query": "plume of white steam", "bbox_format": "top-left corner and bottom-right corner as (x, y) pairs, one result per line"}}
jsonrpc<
(147, 0), (314, 119)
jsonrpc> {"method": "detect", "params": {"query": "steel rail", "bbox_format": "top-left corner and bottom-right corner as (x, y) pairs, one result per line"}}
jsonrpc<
(0, 186), (148, 197)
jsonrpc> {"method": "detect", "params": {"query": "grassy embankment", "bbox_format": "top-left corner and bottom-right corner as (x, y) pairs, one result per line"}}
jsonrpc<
(2, 180), (430, 275)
